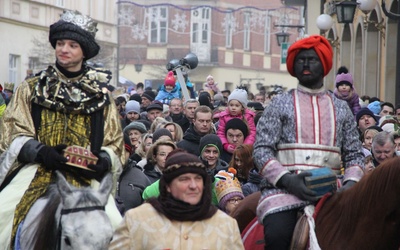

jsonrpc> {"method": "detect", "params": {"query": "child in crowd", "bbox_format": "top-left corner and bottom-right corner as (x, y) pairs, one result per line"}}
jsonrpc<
(334, 66), (361, 116)
(204, 75), (221, 97)
(217, 87), (256, 153)
(155, 71), (180, 104)
(215, 170), (244, 216)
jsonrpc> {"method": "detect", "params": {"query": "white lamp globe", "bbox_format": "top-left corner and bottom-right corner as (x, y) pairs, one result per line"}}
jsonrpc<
(357, 0), (377, 12)
(316, 14), (333, 31)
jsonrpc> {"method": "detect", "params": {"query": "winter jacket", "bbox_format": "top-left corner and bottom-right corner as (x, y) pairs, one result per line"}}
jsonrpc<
(143, 162), (162, 184)
(155, 85), (180, 105)
(201, 157), (229, 176)
(333, 88), (361, 116)
(217, 109), (256, 152)
(115, 160), (151, 215)
(109, 203), (244, 250)
(242, 168), (263, 196)
(173, 114), (190, 133)
(177, 124), (212, 156)
(204, 83), (221, 97)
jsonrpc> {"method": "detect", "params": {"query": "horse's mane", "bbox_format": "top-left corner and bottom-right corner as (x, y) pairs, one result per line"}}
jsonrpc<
(32, 184), (102, 250)
(32, 184), (61, 250)
(317, 158), (400, 248)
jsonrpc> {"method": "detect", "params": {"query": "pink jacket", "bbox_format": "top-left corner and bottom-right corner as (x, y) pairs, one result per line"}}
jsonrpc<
(217, 109), (256, 152)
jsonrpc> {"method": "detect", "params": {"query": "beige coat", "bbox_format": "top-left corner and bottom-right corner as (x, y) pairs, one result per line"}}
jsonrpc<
(109, 203), (244, 250)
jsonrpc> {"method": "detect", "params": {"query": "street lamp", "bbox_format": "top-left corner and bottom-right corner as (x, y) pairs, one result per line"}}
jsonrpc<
(316, 14), (333, 33)
(134, 63), (143, 73)
(335, 0), (358, 24)
(276, 31), (290, 46)
(274, 24), (305, 46)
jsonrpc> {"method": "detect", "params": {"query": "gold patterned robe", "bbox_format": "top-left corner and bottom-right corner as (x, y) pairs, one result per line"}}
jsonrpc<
(0, 65), (125, 249)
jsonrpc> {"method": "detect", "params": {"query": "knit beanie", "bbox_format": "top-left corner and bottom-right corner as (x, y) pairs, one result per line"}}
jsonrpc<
(214, 170), (244, 210)
(356, 107), (378, 124)
(164, 71), (176, 87)
(142, 90), (156, 102)
(130, 93), (142, 104)
(125, 100), (140, 114)
(162, 150), (207, 183)
(225, 118), (249, 139)
(49, 10), (99, 60)
(335, 74), (353, 88)
(123, 121), (147, 134)
(199, 134), (223, 156)
(152, 128), (173, 143)
(286, 35), (333, 77)
(367, 101), (381, 115)
(228, 88), (248, 108)
(335, 66), (353, 88)
(136, 119), (151, 131)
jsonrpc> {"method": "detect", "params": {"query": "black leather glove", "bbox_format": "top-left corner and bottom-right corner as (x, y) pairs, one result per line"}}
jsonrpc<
(81, 152), (111, 182)
(279, 172), (318, 202)
(35, 144), (68, 170)
(338, 180), (356, 193)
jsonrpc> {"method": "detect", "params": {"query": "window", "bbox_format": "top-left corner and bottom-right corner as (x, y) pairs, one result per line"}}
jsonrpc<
(55, 0), (64, 7)
(9, 54), (19, 83)
(264, 15), (271, 53)
(243, 12), (250, 50)
(148, 7), (168, 43)
(225, 12), (233, 48)
(192, 23), (199, 43)
(191, 8), (210, 44)
(201, 8), (210, 44)
(29, 57), (39, 70)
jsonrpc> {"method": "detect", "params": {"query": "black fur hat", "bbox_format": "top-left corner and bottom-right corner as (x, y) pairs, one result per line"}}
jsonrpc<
(49, 10), (100, 60)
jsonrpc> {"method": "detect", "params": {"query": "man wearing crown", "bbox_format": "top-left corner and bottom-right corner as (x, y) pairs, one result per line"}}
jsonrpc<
(0, 10), (124, 248)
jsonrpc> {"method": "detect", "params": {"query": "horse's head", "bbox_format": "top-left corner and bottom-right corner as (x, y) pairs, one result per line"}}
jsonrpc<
(55, 171), (114, 250)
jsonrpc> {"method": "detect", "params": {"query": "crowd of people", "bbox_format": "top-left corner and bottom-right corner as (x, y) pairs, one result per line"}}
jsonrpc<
(1, 8), (400, 250)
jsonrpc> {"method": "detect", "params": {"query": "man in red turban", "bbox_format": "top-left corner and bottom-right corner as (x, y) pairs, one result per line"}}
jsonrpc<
(254, 35), (364, 249)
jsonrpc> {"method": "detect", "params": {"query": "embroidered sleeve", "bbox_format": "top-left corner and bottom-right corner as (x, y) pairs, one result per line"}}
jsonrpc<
(253, 97), (291, 185)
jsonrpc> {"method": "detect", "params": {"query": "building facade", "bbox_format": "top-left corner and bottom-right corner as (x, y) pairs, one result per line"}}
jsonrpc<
(0, 0), (118, 88)
(304, 0), (398, 105)
(118, 0), (306, 94)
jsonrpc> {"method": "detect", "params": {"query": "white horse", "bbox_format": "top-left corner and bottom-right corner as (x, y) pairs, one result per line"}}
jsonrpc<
(16, 171), (113, 250)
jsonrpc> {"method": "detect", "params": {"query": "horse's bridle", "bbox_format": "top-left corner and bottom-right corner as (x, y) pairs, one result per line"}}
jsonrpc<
(57, 205), (105, 249)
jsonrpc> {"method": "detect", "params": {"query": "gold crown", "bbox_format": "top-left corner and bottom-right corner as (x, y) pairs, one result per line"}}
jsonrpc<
(215, 173), (242, 202)
(3, 82), (15, 92)
(60, 10), (98, 37)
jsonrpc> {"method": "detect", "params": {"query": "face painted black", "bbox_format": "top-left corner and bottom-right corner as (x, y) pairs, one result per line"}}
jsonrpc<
(294, 49), (324, 89)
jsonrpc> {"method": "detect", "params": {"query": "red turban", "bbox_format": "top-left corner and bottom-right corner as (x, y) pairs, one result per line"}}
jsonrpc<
(286, 35), (333, 77)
